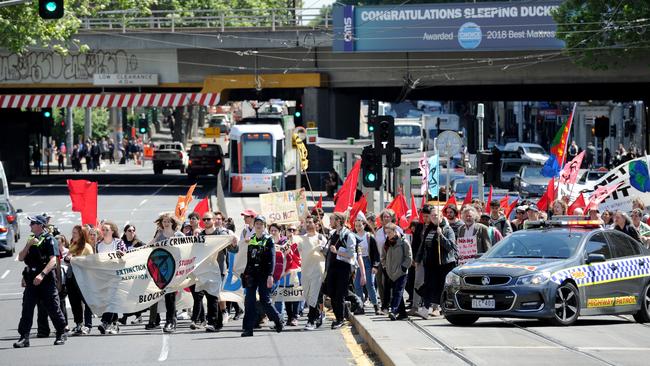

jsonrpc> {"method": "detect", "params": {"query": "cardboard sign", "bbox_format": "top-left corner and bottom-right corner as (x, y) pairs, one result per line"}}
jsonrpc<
(260, 189), (308, 225)
(457, 236), (477, 265)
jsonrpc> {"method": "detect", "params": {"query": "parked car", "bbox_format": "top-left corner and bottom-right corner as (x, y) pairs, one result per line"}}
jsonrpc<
(153, 142), (188, 175)
(513, 164), (547, 198)
(0, 199), (21, 242)
(187, 143), (225, 179)
(0, 214), (17, 257)
(499, 158), (527, 190)
(451, 177), (508, 201)
(503, 143), (549, 165)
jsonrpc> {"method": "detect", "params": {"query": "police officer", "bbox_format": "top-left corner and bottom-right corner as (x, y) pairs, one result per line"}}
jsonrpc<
(36, 212), (62, 338)
(241, 215), (283, 337)
(14, 215), (67, 348)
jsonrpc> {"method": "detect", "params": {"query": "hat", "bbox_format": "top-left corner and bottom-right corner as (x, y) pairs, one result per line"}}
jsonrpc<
(355, 211), (366, 222)
(28, 215), (48, 226)
(241, 209), (258, 217)
(527, 204), (539, 213)
(41, 212), (51, 218)
(254, 215), (267, 224)
(480, 213), (491, 219)
(516, 205), (528, 213)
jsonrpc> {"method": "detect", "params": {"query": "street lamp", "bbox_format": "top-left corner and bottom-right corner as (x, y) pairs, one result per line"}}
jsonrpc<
(477, 103), (485, 201)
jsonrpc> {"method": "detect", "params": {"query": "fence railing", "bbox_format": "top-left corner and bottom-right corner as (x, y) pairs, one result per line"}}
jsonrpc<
(79, 8), (332, 32)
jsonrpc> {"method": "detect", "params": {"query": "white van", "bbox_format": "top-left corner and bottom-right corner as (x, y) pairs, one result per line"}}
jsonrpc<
(0, 162), (9, 200)
(394, 119), (423, 154)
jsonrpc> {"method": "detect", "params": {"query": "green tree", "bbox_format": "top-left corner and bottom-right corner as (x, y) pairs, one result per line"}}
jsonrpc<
(50, 107), (110, 145)
(553, 1), (650, 69)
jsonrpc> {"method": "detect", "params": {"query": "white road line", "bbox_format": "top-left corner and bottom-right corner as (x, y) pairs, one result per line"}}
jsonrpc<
(31, 201), (43, 207)
(0, 292), (21, 296)
(139, 199), (148, 207)
(454, 346), (560, 350)
(14, 254), (19, 261)
(12, 188), (42, 201)
(66, 203), (72, 208)
(158, 333), (170, 362)
(1, 270), (9, 279)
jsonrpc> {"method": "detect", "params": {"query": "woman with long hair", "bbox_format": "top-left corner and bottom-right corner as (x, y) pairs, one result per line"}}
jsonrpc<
(96, 221), (127, 335)
(352, 212), (381, 315)
(65, 226), (95, 335)
(117, 224), (146, 325)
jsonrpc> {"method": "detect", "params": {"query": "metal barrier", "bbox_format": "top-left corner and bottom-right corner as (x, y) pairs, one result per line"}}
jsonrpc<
(79, 8), (332, 32)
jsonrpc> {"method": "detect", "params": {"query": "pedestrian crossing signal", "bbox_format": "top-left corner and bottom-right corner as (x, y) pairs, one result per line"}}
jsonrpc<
(39, 0), (64, 19)
(137, 118), (148, 134)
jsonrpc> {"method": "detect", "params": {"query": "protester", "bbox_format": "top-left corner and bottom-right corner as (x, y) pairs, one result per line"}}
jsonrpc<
(299, 215), (328, 330)
(381, 223), (412, 321)
(14, 215), (68, 348)
(488, 200), (512, 237)
(145, 214), (184, 333)
(572, 207), (584, 217)
(282, 223), (302, 326)
(55, 234), (70, 328)
(121, 224), (144, 250)
(632, 198), (650, 223)
(480, 213), (504, 245)
(551, 199), (568, 218)
(241, 215), (283, 337)
(65, 225), (95, 336)
(613, 211), (641, 242)
(188, 212), (201, 235)
(352, 212), (380, 315)
(631, 208), (650, 247)
(415, 206), (456, 319)
(526, 204), (541, 222)
(375, 209), (402, 314)
(458, 206), (491, 260)
(601, 210), (614, 227)
(96, 221), (127, 335)
(444, 205), (463, 238)
(511, 206), (527, 232)
(588, 208), (604, 225)
(325, 212), (357, 329)
(406, 205), (431, 315)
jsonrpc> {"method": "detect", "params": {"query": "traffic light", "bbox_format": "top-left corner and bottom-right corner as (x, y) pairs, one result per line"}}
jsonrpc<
(39, 0), (64, 19)
(594, 116), (610, 138)
(373, 115), (394, 155)
(293, 102), (303, 126)
(361, 145), (382, 189)
(42, 108), (53, 136)
(368, 116), (376, 134)
(137, 117), (148, 134)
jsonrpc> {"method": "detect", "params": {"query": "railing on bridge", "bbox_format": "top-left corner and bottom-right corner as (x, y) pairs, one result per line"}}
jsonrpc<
(80, 8), (332, 33)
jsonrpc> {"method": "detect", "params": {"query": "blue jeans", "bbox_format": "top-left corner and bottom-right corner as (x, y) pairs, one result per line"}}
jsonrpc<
(386, 274), (407, 315)
(243, 275), (281, 332)
(354, 256), (378, 305)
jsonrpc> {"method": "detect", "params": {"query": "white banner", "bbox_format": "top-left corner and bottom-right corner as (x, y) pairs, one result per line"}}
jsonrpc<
(71, 235), (234, 314)
(570, 156), (650, 213)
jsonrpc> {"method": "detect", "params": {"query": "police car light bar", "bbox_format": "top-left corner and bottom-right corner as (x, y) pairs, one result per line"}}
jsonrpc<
(525, 216), (602, 229)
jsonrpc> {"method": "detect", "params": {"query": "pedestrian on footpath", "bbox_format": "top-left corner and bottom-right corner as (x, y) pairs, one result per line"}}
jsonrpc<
(415, 207), (456, 319)
(375, 209), (402, 314)
(65, 225), (95, 336)
(300, 215), (328, 330)
(14, 215), (68, 348)
(381, 222), (412, 321)
(352, 212), (380, 315)
(146, 214), (184, 333)
(241, 215), (283, 337)
(96, 221), (127, 335)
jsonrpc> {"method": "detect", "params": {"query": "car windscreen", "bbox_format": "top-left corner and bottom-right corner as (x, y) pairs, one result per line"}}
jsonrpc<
(454, 180), (478, 194)
(190, 145), (221, 157)
(525, 146), (546, 155)
(502, 162), (523, 172)
(395, 125), (421, 137)
(483, 231), (584, 259)
(522, 167), (544, 179)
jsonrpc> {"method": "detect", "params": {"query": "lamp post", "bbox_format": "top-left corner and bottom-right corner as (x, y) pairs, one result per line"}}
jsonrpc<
(477, 103), (485, 202)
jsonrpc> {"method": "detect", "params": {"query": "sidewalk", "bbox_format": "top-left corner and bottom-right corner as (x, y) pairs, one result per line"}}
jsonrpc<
(350, 310), (468, 366)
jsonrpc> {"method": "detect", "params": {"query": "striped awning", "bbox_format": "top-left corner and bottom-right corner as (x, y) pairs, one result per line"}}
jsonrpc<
(0, 93), (220, 108)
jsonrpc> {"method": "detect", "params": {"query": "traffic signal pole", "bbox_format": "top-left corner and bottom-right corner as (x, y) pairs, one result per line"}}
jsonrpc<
(477, 103), (485, 202)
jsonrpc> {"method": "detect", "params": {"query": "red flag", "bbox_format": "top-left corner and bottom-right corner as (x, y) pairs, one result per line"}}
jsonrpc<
(67, 179), (98, 226)
(499, 196), (509, 209)
(419, 194), (427, 223)
(537, 193), (549, 212)
(442, 195), (458, 218)
(348, 195), (368, 228)
(505, 198), (519, 218)
(315, 194), (323, 209)
(545, 176), (556, 204)
(586, 182), (623, 210)
(387, 193), (410, 229)
(485, 186), (493, 210)
(568, 193), (586, 215)
(192, 197), (211, 228)
(462, 184), (473, 207)
(410, 193), (419, 223)
(334, 160), (361, 213)
(559, 151), (585, 185)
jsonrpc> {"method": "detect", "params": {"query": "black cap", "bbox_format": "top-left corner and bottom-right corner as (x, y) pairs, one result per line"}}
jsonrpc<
(28, 215), (48, 226)
(254, 215), (267, 224)
(527, 204), (540, 213)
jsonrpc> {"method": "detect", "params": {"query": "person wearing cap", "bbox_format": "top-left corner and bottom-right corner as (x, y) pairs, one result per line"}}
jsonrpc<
(299, 215), (328, 330)
(35, 212), (61, 338)
(14, 215), (68, 348)
(511, 206), (527, 232)
(526, 204), (541, 222)
(241, 215), (283, 337)
(352, 212), (380, 315)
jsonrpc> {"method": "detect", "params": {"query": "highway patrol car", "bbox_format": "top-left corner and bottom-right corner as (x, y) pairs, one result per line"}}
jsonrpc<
(442, 217), (650, 326)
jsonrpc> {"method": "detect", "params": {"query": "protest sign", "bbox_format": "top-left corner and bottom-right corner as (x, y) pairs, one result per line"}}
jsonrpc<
(457, 236), (477, 265)
(260, 189), (308, 224)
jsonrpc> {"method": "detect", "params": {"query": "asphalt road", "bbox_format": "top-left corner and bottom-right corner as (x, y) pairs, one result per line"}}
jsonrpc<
(0, 165), (366, 366)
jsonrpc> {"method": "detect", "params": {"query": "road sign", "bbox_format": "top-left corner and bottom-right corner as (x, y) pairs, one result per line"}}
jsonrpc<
(306, 127), (318, 144)
(204, 127), (221, 138)
(436, 130), (463, 158)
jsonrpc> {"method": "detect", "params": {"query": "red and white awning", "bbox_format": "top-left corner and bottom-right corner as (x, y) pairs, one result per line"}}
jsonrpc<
(0, 93), (220, 108)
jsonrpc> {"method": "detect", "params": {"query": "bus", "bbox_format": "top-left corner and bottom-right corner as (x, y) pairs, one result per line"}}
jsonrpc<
(228, 121), (285, 193)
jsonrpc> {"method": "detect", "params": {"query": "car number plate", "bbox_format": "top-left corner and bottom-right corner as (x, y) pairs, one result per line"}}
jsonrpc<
(471, 299), (495, 309)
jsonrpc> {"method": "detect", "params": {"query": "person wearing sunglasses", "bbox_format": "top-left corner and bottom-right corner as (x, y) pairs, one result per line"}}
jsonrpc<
(14, 215), (68, 348)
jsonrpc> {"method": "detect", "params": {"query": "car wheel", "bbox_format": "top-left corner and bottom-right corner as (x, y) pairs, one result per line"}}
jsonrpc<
(633, 282), (650, 323)
(549, 282), (580, 326)
(444, 314), (479, 326)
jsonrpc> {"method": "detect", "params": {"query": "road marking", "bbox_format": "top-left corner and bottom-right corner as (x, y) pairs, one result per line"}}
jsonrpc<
(578, 347), (650, 351)
(341, 318), (375, 366)
(455, 346), (560, 350)
(158, 333), (170, 362)
(139, 199), (148, 207)
(1, 270), (9, 279)
(14, 255), (19, 261)
(66, 203), (72, 208)
(0, 292), (21, 296)
(31, 201), (43, 207)
(12, 188), (41, 201)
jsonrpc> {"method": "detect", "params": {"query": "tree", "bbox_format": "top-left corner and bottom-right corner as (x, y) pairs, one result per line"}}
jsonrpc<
(553, 1), (650, 69)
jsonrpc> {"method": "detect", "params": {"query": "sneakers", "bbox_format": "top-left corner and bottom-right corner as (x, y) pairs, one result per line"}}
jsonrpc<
(108, 324), (120, 334)
(304, 322), (317, 331)
(288, 318), (298, 327)
(221, 311), (230, 324)
(145, 323), (161, 330)
(190, 321), (205, 330)
(274, 320), (284, 333)
(331, 320), (345, 329)
(98, 322), (108, 334)
(374, 305), (384, 315)
(388, 312), (397, 321)
(54, 333), (67, 345)
(177, 311), (190, 320)
(241, 330), (253, 337)
(396, 313), (409, 321)
(205, 324), (218, 333)
(72, 324), (83, 336)
(163, 322), (176, 333)
(406, 307), (418, 316)
(13, 337), (29, 348)
(232, 310), (243, 321)
(118, 315), (128, 325)
(81, 326), (90, 335)
(131, 315), (143, 325)
(316, 312), (325, 328)
(416, 307), (430, 320)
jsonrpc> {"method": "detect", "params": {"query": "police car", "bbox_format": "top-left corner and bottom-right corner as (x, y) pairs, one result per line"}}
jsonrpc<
(442, 217), (650, 326)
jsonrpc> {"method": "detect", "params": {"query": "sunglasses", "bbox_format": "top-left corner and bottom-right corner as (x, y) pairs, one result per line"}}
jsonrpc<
(202, 218), (212, 221)
(29, 221), (40, 226)
(287, 228), (296, 232)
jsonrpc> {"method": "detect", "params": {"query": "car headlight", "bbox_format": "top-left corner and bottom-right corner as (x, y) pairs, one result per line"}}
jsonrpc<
(516, 271), (551, 286)
(445, 271), (461, 286)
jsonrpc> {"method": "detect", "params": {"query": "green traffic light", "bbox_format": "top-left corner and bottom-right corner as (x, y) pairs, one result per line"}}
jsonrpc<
(43, 111), (51, 118)
(369, 125), (375, 132)
(45, 1), (57, 12)
(294, 111), (301, 118)
(139, 128), (146, 133)
(366, 173), (376, 182)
